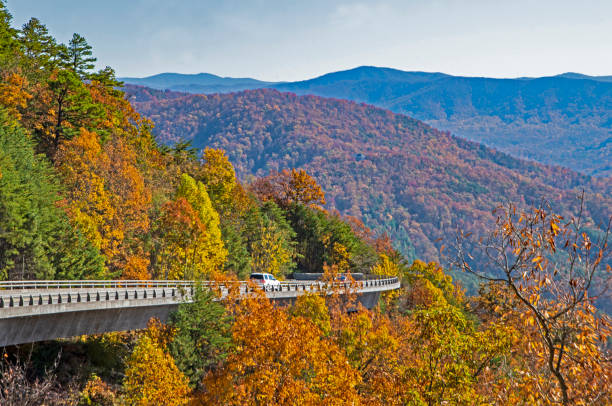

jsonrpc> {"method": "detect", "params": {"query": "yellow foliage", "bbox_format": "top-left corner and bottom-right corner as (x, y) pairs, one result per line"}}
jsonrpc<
(291, 293), (331, 335)
(287, 168), (326, 207)
(80, 374), (116, 406)
(56, 129), (119, 259)
(370, 253), (402, 303)
(331, 242), (350, 272)
(55, 128), (151, 275)
(121, 334), (190, 406)
(250, 224), (293, 278)
(199, 147), (237, 206)
(157, 174), (227, 280)
(0, 72), (31, 120)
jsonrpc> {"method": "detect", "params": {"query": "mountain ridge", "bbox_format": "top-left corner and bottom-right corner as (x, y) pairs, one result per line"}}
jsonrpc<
(121, 67), (612, 177)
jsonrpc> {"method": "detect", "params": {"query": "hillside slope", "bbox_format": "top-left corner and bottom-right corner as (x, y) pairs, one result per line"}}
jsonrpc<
(274, 67), (612, 177)
(123, 67), (612, 176)
(128, 87), (612, 283)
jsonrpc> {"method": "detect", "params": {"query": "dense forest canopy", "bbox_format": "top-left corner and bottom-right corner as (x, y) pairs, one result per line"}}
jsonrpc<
(122, 66), (612, 177)
(0, 2), (610, 404)
(127, 85), (612, 293)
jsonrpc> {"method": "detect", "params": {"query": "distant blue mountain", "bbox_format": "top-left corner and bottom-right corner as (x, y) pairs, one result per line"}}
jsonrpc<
(120, 72), (275, 94)
(121, 67), (612, 176)
(554, 72), (612, 82)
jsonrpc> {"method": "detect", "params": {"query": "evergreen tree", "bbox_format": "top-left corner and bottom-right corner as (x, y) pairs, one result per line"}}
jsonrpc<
(0, 110), (104, 280)
(0, 1), (20, 67)
(168, 287), (232, 388)
(40, 69), (103, 154)
(18, 18), (60, 75)
(60, 33), (96, 78)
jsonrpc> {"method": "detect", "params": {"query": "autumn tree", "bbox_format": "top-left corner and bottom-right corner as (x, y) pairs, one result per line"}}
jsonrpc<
(333, 310), (403, 404)
(455, 199), (612, 405)
(399, 304), (514, 405)
(400, 260), (464, 309)
(55, 129), (150, 277)
(0, 72), (30, 124)
(370, 253), (404, 304)
(200, 295), (361, 405)
(121, 332), (190, 406)
(154, 174), (226, 279)
(250, 219), (296, 278)
(198, 147), (237, 207)
(290, 293), (331, 335)
(79, 374), (116, 406)
(251, 168), (326, 208)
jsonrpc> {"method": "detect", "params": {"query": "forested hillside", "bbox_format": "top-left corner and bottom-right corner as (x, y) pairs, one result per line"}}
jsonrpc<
(124, 66), (612, 177)
(1, 2), (610, 404)
(274, 67), (612, 177)
(128, 86), (612, 290)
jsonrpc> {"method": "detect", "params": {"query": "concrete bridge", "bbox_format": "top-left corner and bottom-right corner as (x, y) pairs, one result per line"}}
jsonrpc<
(0, 277), (400, 347)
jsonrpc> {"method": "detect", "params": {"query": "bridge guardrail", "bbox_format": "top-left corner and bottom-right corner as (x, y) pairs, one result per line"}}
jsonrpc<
(0, 277), (400, 311)
(0, 276), (398, 291)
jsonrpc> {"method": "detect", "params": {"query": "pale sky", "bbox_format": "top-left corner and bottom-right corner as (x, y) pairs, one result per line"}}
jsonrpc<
(8, 0), (612, 81)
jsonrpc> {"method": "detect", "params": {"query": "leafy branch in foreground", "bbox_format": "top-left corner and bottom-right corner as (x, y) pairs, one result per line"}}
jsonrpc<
(454, 193), (611, 405)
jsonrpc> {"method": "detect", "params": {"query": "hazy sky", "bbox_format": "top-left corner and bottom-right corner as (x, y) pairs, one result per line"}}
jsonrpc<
(8, 0), (612, 81)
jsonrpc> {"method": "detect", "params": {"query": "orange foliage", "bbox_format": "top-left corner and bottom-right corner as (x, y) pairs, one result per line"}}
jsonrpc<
(55, 128), (151, 275)
(0, 72), (31, 120)
(121, 255), (150, 280)
(251, 168), (326, 208)
(200, 295), (361, 405)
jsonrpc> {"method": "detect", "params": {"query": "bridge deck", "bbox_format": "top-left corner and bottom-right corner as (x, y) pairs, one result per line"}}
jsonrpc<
(0, 277), (400, 346)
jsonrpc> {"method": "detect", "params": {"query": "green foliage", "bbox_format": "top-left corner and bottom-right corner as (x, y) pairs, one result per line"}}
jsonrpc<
(0, 110), (104, 280)
(290, 293), (331, 335)
(405, 260), (456, 302)
(168, 287), (232, 388)
(404, 303), (509, 405)
(287, 204), (378, 273)
(42, 69), (104, 150)
(219, 220), (251, 278)
(248, 201), (298, 278)
(0, 1), (19, 66)
(18, 17), (61, 74)
(60, 33), (96, 78)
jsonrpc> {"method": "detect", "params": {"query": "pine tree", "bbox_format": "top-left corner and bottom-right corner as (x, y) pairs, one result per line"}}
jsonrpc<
(60, 33), (96, 78)
(0, 1), (19, 65)
(168, 287), (232, 388)
(0, 109), (104, 280)
(18, 18), (60, 74)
